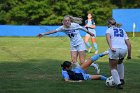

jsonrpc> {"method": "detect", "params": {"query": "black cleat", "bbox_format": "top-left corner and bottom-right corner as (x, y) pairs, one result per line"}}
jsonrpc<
(120, 79), (125, 85)
(116, 84), (123, 89)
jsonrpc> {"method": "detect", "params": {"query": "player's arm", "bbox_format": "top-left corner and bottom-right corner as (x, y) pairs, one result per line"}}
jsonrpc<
(64, 78), (82, 82)
(37, 30), (58, 38)
(125, 39), (131, 59)
(106, 33), (116, 52)
(79, 27), (94, 37)
(89, 24), (96, 29)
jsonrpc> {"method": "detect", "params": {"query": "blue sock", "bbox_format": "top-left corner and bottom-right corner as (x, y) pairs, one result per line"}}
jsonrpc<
(100, 75), (107, 81)
(93, 43), (98, 51)
(91, 54), (100, 62)
(91, 53), (105, 62)
(86, 42), (91, 48)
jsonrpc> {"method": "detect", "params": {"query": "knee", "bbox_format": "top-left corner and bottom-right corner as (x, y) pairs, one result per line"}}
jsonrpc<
(118, 58), (124, 64)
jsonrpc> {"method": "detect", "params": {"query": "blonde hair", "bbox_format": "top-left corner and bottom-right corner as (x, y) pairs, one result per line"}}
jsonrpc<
(63, 15), (83, 24)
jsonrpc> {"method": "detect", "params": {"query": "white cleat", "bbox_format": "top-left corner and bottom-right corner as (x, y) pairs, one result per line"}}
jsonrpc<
(102, 50), (109, 55)
(96, 68), (100, 74)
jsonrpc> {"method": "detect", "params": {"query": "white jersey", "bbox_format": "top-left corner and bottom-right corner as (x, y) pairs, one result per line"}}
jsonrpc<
(56, 23), (84, 46)
(106, 26), (129, 49)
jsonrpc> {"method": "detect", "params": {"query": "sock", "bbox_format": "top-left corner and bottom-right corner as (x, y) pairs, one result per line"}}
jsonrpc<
(85, 42), (91, 48)
(117, 63), (124, 79)
(93, 43), (98, 51)
(91, 63), (98, 69)
(73, 62), (80, 67)
(91, 53), (105, 62)
(100, 75), (107, 81)
(111, 69), (121, 85)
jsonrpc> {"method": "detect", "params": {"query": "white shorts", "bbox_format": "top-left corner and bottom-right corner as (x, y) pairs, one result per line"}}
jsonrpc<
(70, 43), (86, 51)
(85, 29), (96, 37)
(108, 48), (127, 59)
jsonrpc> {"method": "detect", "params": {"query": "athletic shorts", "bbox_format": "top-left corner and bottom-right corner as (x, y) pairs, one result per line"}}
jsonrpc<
(70, 42), (86, 51)
(108, 48), (127, 59)
(72, 67), (92, 80)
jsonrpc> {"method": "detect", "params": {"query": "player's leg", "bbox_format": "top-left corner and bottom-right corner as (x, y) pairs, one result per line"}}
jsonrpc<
(81, 52), (107, 70)
(84, 34), (92, 53)
(117, 49), (127, 85)
(77, 42), (86, 64)
(109, 59), (123, 89)
(108, 49), (123, 89)
(117, 58), (125, 85)
(90, 62), (100, 74)
(70, 45), (81, 67)
(89, 75), (107, 80)
(78, 51), (86, 64)
(91, 37), (98, 54)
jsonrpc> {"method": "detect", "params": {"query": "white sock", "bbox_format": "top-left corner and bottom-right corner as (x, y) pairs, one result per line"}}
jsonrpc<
(111, 69), (121, 85)
(117, 63), (124, 79)
(73, 62), (80, 67)
(91, 63), (98, 70)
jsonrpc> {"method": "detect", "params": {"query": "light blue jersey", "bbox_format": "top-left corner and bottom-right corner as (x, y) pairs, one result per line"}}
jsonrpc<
(85, 20), (96, 37)
(62, 67), (91, 80)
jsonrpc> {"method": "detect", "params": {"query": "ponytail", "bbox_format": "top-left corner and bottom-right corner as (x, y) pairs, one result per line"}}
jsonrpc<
(64, 15), (83, 24)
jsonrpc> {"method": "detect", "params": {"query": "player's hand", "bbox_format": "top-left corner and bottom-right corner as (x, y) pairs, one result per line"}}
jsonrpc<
(127, 56), (131, 59)
(37, 33), (43, 38)
(110, 48), (116, 52)
(88, 32), (94, 37)
(84, 25), (88, 28)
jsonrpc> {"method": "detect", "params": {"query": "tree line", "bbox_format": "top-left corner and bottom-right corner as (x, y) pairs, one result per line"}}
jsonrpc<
(0, 0), (139, 25)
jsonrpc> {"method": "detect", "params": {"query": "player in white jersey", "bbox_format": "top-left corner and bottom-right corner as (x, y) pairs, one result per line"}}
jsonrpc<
(37, 15), (94, 67)
(106, 18), (131, 89)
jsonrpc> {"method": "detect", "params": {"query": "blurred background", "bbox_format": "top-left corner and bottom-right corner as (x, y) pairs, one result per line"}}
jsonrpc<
(0, 0), (140, 36)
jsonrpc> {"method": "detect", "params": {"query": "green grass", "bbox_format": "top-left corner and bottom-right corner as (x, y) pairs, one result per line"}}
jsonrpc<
(0, 36), (140, 93)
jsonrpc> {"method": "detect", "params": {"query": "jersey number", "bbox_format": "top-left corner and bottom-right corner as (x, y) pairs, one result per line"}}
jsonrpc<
(114, 28), (124, 37)
(68, 33), (74, 38)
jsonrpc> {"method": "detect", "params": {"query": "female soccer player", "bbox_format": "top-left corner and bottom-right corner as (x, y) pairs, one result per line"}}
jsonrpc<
(61, 52), (107, 82)
(106, 18), (131, 89)
(84, 13), (98, 54)
(37, 15), (94, 67)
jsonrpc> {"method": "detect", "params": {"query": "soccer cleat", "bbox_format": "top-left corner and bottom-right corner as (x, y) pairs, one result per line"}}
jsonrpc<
(91, 63), (100, 74)
(96, 68), (100, 74)
(95, 63), (100, 74)
(95, 50), (98, 54)
(116, 84), (123, 89)
(102, 50), (109, 55)
(88, 47), (92, 53)
(99, 50), (109, 57)
(120, 79), (125, 85)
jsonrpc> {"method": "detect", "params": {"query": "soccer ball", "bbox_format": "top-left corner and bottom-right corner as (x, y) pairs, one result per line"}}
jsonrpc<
(106, 76), (116, 87)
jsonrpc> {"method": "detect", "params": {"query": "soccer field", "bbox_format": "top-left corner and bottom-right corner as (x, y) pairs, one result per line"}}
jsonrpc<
(0, 37), (140, 93)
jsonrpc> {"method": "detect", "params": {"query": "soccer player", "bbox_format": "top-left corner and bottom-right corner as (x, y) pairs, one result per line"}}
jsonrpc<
(84, 12), (98, 54)
(106, 18), (131, 89)
(61, 52), (107, 82)
(37, 15), (94, 67)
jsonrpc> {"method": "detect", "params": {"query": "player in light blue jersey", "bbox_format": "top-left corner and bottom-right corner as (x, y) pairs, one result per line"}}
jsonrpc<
(61, 52), (108, 82)
(37, 15), (94, 67)
(106, 18), (131, 89)
(84, 12), (98, 54)
(84, 12), (100, 74)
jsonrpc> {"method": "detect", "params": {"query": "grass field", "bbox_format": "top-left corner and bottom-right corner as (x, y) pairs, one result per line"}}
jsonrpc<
(0, 36), (140, 93)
